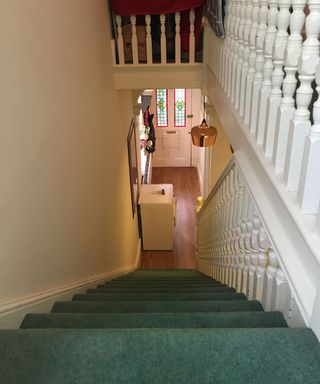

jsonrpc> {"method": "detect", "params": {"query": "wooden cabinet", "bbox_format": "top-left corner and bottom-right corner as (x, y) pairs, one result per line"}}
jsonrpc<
(138, 184), (175, 250)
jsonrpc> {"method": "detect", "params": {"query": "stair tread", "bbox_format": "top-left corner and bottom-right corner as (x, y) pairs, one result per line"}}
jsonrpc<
(52, 300), (263, 313)
(1, 328), (319, 383)
(90, 287), (235, 293)
(21, 311), (288, 329)
(72, 292), (246, 301)
(104, 281), (225, 287)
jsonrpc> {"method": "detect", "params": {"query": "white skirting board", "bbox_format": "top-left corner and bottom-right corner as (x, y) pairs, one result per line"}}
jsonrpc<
(0, 240), (141, 329)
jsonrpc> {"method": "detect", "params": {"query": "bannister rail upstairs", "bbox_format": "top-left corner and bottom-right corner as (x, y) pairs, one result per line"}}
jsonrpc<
(110, 9), (203, 66)
(200, 0), (320, 340)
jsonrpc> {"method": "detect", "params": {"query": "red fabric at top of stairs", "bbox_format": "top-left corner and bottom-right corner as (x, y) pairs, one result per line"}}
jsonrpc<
(110, 0), (205, 16)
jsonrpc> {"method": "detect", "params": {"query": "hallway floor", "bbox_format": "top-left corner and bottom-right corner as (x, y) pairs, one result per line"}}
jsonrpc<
(140, 167), (200, 270)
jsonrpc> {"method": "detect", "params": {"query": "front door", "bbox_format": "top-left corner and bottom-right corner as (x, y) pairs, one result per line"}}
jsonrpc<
(151, 89), (192, 167)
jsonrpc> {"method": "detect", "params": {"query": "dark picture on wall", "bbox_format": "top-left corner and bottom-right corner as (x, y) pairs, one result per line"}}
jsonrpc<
(127, 119), (139, 217)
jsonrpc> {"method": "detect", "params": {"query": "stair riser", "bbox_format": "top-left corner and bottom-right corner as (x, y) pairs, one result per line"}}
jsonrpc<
(21, 312), (288, 329)
(72, 293), (246, 302)
(89, 287), (235, 294)
(51, 300), (263, 313)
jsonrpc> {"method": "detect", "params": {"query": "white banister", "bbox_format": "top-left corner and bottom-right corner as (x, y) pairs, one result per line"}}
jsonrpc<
(250, 0), (268, 134)
(231, 0), (242, 104)
(116, 15), (125, 65)
(175, 12), (181, 64)
(130, 16), (139, 64)
(263, 0), (291, 158)
(145, 15), (153, 64)
(222, 0), (231, 89)
(189, 9), (196, 63)
(273, 0), (306, 174)
(239, 0), (252, 116)
(256, 227), (270, 306)
(160, 14), (167, 64)
(256, 0), (278, 144)
(297, 61), (320, 213)
(244, 0), (260, 124)
(265, 249), (279, 310)
(235, 0), (246, 110)
(284, 0), (320, 191)
(227, 0), (236, 96)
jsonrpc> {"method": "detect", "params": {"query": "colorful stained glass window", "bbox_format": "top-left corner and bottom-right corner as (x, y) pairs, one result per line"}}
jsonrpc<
(174, 88), (186, 127)
(156, 89), (168, 127)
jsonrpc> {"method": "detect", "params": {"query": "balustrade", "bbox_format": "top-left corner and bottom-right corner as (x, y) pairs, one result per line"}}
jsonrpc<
(196, 159), (294, 317)
(112, 9), (201, 65)
(205, 0), (320, 238)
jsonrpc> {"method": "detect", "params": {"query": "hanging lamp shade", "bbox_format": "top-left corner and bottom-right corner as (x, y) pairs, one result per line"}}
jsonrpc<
(191, 119), (217, 147)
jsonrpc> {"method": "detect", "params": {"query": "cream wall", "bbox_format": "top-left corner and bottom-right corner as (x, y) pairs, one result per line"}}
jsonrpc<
(206, 105), (233, 192)
(0, 1), (139, 315)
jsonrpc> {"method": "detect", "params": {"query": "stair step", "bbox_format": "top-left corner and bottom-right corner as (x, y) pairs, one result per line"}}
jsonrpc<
(113, 278), (216, 283)
(1, 328), (319, 383)
(72, 292), (246, 302)
(21, 311), (288, 329)
(89, 287), (235, 294)
(52, 300), (263, 313)
(123, 269), (207, 277)
(104, 281), (223, 287)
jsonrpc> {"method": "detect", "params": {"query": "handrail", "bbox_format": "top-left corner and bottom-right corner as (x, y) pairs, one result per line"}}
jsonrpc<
(197, 156), (235, 217)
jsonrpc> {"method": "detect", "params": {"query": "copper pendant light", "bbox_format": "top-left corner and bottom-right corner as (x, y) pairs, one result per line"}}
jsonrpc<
(191, 118), (217, 147)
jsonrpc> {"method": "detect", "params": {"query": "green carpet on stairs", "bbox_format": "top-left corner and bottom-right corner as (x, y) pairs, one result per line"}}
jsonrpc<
(88, 286), (235, 293)
(0, 328), (319, 384)
(51, 299), (264, 313)
(72, 292), (246, 301)
(0, 268), (319, 383)
(21, 311), (288, 329)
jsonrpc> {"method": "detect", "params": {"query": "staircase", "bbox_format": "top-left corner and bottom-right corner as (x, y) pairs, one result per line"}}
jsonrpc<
(0, 269), (319, 383)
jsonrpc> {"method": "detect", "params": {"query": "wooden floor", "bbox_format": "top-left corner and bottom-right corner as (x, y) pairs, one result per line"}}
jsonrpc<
(140, 167), (200, 270)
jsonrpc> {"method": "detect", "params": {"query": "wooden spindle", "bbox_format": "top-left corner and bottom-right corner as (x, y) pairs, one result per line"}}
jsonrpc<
(265, 249), (279, 310)
(284, 0), (320, 191)
(224, 0), (234, 92)
(145, 15), (152, 64)
(175, 12), (181, 64)
(235, 0), (247, 110)
(250, 0), (268, 134)
(248, 214), (261, 300)
(244, 0), (260, 125)
(273, 0), (306, 174)
(189, 9), (196, 63)
(240, 0), (253, 116)
(263, 0), (291, 158)
(256, 227), (270, 306)
(231, 0), (242, 104)
(116, 15), (125, 65)
(228, 0), (237, 98)
(256, 0), (278, 144)
(130, 15), (138, 64)
(160, 14), (167, 64)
